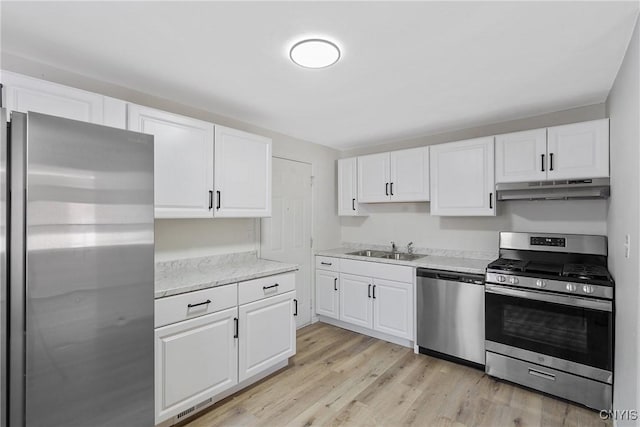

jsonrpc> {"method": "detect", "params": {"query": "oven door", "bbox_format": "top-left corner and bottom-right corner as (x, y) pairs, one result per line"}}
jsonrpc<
(485, 284), (613, 375)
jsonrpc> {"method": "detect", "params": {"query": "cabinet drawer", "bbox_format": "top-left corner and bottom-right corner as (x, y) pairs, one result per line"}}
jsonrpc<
(485, 351), (611, 410)
(155, 284), (238, 328)
(316, 256), (340, 272)
(340, 259), (414, 283)
(239, 272), (296, 305)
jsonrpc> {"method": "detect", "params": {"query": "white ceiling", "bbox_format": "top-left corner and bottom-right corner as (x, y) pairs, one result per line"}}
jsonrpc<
(1, 1), (638, 150)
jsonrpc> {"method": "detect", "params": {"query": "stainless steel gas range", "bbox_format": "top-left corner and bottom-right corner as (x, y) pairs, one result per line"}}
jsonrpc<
(484, 232), (613, 410)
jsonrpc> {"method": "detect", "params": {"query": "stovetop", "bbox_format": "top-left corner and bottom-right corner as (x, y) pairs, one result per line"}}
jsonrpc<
(486, 257), (613, 286)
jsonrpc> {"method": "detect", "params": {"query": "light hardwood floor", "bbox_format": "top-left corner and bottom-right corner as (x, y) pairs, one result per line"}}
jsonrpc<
(182, 323), (610, 427)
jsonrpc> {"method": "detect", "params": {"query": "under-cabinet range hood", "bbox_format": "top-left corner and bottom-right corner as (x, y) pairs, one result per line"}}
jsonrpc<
(496, 178), (610, 201)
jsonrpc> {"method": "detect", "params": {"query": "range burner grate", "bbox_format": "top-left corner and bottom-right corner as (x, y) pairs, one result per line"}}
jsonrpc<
(488, 258), (528, 272)
(562, 264), (611, 281)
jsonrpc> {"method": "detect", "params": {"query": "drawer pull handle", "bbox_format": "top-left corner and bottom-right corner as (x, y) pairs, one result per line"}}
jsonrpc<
(368, 284), (372, 298)
(187, 299), (211, 309)
(293, 299), (298, 316)
(320, 262), (332, 266)
(528, 368), (556, 381)
(263, 284), (279, 291)
(233, 317), (238, 339)
(334, 277), (338, 291)
(372, 285), (376, 299)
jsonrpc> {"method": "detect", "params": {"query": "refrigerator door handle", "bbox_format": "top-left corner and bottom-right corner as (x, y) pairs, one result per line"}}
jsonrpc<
(8, 111), (27, 427)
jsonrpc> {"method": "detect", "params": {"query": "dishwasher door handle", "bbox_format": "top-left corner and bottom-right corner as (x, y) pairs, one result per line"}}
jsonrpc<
(436, 273), (461, 281)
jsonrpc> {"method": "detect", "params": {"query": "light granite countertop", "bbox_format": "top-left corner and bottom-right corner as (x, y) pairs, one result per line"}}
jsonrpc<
(155, 252), (298, 299)
(316, 245), (494, 275)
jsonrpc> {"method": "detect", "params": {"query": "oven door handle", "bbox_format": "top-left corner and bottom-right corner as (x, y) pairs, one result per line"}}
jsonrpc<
(485, 284), (612, 312)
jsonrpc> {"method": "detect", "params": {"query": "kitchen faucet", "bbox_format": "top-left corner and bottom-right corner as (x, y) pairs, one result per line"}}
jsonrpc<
(391, 241), (397, 253)
(407, 242), (414, 255)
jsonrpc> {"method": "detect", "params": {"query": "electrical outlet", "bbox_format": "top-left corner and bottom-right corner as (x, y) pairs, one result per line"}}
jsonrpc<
(624, 234), (631, 259)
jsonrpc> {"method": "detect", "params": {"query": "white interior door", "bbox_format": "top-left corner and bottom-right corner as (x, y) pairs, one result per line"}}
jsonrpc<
(261, 158), (312, 328)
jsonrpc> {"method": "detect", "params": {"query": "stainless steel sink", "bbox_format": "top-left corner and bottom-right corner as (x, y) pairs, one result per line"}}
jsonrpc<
(346, 249), (389, 258)
(381, 253), (427, 261)
(346, 249), (426, 261)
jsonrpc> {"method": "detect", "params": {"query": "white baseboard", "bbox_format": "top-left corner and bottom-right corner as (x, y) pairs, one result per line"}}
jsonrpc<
(317, 316), (413, 349)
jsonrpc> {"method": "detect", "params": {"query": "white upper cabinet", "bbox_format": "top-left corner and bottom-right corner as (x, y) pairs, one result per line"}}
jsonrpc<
(1, 70), (126, 128)
(496, 119), (609, 183)
(357, 152), (390, 203)
(357, 147), (429, 203)
(430, 137), (495, 216)
(214, 125), (272, 218)
(547, 119), (609, 180)
(128, 104), (214, 218)
(389, 147), (430, 202)
(495, 128), (547, 183)
(338, 157), (366, 216)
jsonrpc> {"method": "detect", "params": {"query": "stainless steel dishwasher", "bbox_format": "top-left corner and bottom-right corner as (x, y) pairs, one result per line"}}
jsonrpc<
(417, 268), (485, 367)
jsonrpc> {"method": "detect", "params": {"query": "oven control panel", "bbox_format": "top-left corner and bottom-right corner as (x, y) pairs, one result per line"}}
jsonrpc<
(530, 236), (566, 247)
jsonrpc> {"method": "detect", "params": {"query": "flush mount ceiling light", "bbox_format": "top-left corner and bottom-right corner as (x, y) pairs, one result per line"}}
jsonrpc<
(289, 38), (341, 69)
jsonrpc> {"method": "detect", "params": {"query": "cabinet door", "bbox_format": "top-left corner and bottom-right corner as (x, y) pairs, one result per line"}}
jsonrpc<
(495, 128), (547, 183)
(238, 291), (295, 382)
(372, 278), (413, 340)
(389, 146), (430, 202)
(155, 307), (238, 424)
(214, 125), (272, 217)
(430, 137), (495, 216)
(315, 270), (339, 319)
(338, 157), (364, 216)
(339, 273), (373, 329)
(547, 119), (609, 180)
(128, 104), (214, 218)
(2, 70), (104, 124)
(357, 153), (390, 203)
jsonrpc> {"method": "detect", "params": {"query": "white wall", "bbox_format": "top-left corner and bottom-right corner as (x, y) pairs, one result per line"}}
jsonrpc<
(0, 53), (342, 261)
(606, 15), (640, 424)
(341, 104), (609, 254)
(342, 200), (607, 255)
(155, 219), (258, 262)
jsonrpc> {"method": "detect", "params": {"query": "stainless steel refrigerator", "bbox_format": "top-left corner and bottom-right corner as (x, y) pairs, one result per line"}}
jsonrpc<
(2, 109), (154, 426)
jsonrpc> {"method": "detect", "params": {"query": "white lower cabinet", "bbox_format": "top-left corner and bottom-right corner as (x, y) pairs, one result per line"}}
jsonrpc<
(315, 269), (340, 319)
(372, 278), (413, 340)
(155, 272), (297, 426)
(238, 291), (296, 382)
(339, 273), (373, 329)
(316, 256), (414, 344)
(155, 307), (238, 423)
